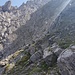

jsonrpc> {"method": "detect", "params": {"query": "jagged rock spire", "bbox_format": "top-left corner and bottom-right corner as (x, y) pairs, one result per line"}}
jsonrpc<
(2, 0), (12, 12)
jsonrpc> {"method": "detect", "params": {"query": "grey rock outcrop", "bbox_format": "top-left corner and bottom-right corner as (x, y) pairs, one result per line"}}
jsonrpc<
(2, 1), (11, 12)
(0, 0), (51, 51)
(0, 0), (75, 75)
(28, 45), (36, 56)
(0, 44), (3, 51)
(57, 48), (75, 75)
(43, 44), (63, 66)
(2, 0), (70, 60)
(30, 50), (43, 62)
(51, 43), (63, 57)
(44, 51), (57, 66)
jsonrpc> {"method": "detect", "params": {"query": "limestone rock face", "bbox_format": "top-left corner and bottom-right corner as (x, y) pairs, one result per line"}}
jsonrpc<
(2, 1), (11, 12)
(57, 48), (75, 75)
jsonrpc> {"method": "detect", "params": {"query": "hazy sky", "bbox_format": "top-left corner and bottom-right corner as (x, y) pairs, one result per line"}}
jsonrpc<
(0, 0), (28, 7)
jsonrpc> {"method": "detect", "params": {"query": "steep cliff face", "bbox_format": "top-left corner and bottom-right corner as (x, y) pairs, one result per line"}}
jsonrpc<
(2, 1), (12, 12)
(0, 0), (51, 51)
(4, 0), (71, 56)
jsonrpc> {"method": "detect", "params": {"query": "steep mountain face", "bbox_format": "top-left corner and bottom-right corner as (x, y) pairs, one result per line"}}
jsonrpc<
(2, 1), (11, 12)
(0, 0), (75, 75)
(2, 0), (71, 57)
(0, 0), (51, 51)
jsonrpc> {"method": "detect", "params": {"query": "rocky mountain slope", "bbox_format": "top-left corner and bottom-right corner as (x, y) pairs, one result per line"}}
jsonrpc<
(2, 0), (71, 57)
(0, 0), (51, 51)
(0, 0), (75, 75)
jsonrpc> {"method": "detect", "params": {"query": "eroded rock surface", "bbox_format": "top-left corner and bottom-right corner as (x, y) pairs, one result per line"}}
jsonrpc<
(2, 1), (12, 12)
(57, 47), (75, 75)
(0, 0), (50, 51)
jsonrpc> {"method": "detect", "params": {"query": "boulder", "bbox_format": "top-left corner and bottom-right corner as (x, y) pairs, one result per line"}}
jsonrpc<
(43, 44), (63, 66)
(51, 43), (59, 49)
(43, 47), (57, 66)
(53, 48), (63, 57)
(69, 45), (75, 50)
(57, 49), (75, 75)
(30, 50), (43, 62)
(51, 43), (63, 57)
(44, 53), (57, 66)
(0, 62), (6, 67)
(43, 47), (52, 59)
(29, 45), (36, 56)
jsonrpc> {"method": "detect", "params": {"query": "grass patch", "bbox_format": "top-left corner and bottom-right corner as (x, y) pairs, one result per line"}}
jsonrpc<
(29, 67), (41, 75)
(16, 52), (30, 66)
(57, 39), (72, 49)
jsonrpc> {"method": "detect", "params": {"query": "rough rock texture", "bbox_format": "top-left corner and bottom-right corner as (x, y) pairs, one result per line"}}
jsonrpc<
(43, 43), (63, 66)
(28, 45), (36, 56)
(57, 48), (75, 75)
(2, 0), (71, 59)
(2, 1), (12, 12)
(44, 51), (57, 66)
(0, 0), (50, 51)
(0, 0), (75, 75)
(51, 43), (63, 57)
(30, 50), (43, 62)
(0, 52), (3, 59)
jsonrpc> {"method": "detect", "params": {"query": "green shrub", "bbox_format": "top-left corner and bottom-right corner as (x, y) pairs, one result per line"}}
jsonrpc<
(40, 61), (49, 71)
(57, 39), (72, 49)
(16, 52), (30, 66)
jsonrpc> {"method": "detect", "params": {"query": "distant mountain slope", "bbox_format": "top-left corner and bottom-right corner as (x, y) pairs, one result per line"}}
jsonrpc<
(49, 0), (75, 44)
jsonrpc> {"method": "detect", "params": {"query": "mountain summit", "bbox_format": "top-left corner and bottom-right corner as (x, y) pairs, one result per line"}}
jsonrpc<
(2, 0), (12, 12)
